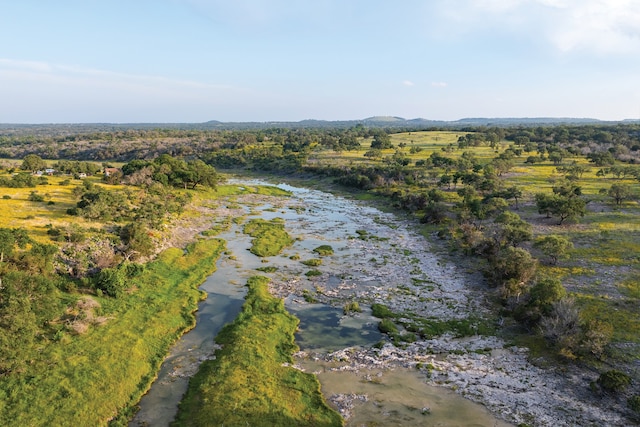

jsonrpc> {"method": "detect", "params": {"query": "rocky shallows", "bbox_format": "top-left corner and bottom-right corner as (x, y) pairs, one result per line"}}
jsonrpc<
(250, 182), (630, 427)
(142, 180), (630, 427)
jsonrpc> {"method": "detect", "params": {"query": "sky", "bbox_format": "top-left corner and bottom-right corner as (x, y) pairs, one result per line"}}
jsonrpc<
(1, 0), (640, 123)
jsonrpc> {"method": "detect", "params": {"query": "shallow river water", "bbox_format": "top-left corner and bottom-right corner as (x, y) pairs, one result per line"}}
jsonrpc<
(130, 180), (510, 426)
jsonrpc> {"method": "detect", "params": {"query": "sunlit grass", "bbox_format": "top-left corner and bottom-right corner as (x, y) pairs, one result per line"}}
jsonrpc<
(173, 276), (342, 427)
(576, 294), (640, 343)
(243, 218), (294, 257)
(618, 274), (640, 299)
(0, 237), (225, 426)
(0, 174), (109, 242)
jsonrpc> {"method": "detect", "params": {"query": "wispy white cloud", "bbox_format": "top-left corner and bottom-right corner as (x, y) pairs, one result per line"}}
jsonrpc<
(403, 80), (415, 86)
(0, 58), (250, 122)
(543, 0), (640, 54)
(0, 58), (237, 92)
(431, 82), (448, 88)
(0, 58), (53, 72)
(429, 0), (640, 55)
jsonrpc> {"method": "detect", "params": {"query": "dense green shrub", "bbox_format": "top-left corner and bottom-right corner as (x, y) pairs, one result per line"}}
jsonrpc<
(597, 370), (631, 393)
(378, 318), (399, 335)
(628, 395), (640, 413)
(371, 303), (394, 318)
(312, 245), (334, 256)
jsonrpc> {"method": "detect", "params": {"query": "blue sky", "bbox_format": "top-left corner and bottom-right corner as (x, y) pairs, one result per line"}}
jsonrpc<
(1, 0), (639, 123)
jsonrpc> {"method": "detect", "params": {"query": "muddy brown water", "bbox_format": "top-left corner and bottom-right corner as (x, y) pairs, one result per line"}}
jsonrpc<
(302, 359), (513, 427)
(130, 180), (511, 426)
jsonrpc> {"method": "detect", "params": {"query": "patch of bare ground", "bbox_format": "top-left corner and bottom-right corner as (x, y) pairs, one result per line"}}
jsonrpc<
(57, 296), (112, 334)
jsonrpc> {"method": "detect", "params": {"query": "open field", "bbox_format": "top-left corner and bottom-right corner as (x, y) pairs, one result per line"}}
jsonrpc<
(0, 174), (110, 242)
(313, 131), (640, 358)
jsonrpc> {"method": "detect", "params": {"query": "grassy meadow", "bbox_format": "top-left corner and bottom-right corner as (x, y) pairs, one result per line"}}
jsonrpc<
(0, 237), (225, 426)
(313, 131), (640, 354)
(0, 174), (110, 242)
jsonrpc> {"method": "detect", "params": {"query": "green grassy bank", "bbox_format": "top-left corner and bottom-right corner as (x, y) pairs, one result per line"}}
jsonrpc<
(173, 275), (343, 427)
(0, 237), (225, 427)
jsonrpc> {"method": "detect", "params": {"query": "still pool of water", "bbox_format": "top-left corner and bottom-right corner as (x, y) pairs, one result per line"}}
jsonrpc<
(288, 300), (383, 352)
(302, 360), (513, 427)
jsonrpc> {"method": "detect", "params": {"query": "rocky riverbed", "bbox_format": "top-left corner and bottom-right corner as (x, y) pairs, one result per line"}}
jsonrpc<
(143, 179), (631, 426)
(250, 183), (630, 427)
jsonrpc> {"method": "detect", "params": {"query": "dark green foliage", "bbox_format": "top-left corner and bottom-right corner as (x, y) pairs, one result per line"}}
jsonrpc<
(0, 228), (31, 262)
(378, 318), (398, 334)
(94, 261), (145, 298)
(485, 246), (537, 292)
(120, 222), (155, 260)
(607, 183), (633, 205)
(371, 303), (394, 318)
(492, 211), (533, 248)
(533, 235), (573, 265)
(312, 245), (334, 256)
(122, 154), (218, 189)
(370, 131), (393, 149)
(597, 370), (631, 393)
(403, 317), (495, 339)
(95, 266), (127, 298)
(53, 159), (101, 176)
(256, 266), (278, 273)
(76, 185), (130, 221)
(628, 395), (640, 413)
(529, 278), (566, 313)
(20, 154), (46, 172)
(0, 172), (37, 188)
(420, 201), (448, 224)
(305, 269), (322, 277)
(27, 191), (44, 202)
(18, 243), (58, 276)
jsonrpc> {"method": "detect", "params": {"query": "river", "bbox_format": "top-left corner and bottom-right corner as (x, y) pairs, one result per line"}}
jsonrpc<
(130, 180), (511, 426)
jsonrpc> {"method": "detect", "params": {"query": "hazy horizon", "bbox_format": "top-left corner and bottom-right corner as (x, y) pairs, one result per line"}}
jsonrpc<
(2, 1), (639, 123)
(1, 115), (634, 126)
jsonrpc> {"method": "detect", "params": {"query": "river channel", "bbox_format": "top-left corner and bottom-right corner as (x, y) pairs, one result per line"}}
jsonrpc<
(130, 180), (510, 426)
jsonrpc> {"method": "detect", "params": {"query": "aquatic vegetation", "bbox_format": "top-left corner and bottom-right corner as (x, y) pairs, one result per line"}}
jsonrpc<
(243, 218), (294, 257)
(343, 301), (362, 315)
(173, 276), (342, 427)
(256, 266), (278, 273)
(305, 269), (322, 277)
(313, 245), (334, 256)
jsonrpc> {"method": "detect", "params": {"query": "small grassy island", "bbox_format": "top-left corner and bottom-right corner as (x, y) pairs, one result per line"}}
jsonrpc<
(172, 276), (343, 427)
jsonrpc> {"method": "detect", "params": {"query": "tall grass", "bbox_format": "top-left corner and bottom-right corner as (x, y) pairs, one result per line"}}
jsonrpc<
(0, 237), (225, 427)
(173, 276), (343, 427)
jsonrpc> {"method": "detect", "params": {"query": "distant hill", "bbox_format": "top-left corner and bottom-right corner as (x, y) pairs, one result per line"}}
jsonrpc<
(1, 116), (634, 134)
